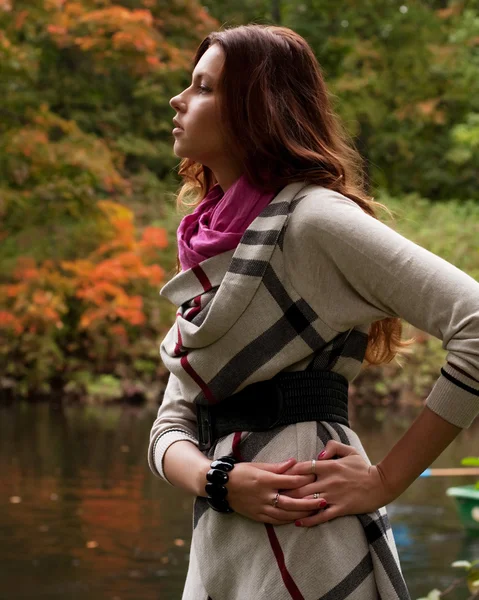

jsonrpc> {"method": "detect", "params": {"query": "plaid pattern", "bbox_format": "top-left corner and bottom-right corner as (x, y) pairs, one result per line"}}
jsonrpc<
(159, 182), (365, 408)
(184, 421), (410, 600)
(154, 181), (410, 599)
(150, 180), (479, 598)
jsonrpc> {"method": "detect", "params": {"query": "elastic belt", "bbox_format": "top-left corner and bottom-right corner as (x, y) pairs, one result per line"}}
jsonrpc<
(196, 370), (349, 451)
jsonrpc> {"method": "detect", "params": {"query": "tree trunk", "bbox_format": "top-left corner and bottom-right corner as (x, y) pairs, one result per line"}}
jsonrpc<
(271, 0), (281, 24)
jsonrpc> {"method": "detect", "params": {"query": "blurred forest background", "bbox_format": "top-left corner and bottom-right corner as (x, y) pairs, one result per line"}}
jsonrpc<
(1, 0), (478, 407)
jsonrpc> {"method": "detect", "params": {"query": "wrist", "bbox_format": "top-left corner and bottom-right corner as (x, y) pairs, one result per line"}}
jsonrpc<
(374, 463), (401, 505)
(196, 460), (211, 498)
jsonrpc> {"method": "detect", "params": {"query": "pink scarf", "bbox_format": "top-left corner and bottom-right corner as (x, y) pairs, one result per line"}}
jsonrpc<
(177, 174), (276, 271)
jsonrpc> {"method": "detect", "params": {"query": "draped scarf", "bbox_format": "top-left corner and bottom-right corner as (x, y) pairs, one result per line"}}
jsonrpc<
(177, 174), (276, 271)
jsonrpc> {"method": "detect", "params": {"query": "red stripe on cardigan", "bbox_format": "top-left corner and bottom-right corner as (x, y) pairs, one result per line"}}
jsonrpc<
(180, 354), (215, 403)
(265, 524), (305, 600)
(174, 322), (184, 356)
(192, 265), (212, 292)
(232, 432), (244, 462)
(174, 296), (202, 354)
(185, 295), (202, 321)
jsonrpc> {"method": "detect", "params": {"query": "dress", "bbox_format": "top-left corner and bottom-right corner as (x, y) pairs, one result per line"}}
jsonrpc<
(148, 181), (479, 600)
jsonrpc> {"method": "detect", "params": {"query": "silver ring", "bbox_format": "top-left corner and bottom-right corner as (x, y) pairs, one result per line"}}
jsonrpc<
(313, 493), (320, 499)
(272, 492), (280, 508)
(311, 459), (316, 474)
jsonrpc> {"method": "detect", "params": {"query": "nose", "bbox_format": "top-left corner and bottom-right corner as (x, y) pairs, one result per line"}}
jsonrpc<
(170, 93), (186, 112)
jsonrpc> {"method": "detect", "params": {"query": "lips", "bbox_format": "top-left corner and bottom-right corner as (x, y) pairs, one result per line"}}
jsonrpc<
(173, 118), (183, 130)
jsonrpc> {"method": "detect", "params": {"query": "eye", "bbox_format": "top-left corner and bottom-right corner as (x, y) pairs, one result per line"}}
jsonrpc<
(198, 84), (211, 94)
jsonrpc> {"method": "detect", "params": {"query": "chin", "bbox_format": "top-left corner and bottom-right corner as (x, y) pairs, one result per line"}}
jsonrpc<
(172, 147), (187, 159)
(173, 147), (204, 164)
(172, 141), (190, 160)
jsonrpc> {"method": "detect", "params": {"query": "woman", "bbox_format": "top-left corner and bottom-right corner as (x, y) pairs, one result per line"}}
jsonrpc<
(148, 24), (479, 600)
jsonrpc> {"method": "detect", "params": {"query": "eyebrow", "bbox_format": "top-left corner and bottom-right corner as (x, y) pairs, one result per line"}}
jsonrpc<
(192, 71), (213, 82)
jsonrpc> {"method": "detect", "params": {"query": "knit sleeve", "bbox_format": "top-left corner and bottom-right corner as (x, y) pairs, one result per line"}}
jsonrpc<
(147, 372), (199, 484)
(284, 188), (479, 428)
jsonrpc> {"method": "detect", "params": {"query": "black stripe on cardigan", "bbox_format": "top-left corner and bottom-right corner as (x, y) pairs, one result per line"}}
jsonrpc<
(441, 367), (479, 396)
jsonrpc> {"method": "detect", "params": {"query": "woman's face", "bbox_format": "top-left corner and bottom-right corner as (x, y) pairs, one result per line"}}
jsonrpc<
(169, 44), (228, 167)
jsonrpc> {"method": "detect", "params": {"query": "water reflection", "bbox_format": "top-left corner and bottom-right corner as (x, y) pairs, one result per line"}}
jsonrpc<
(0, 402), (477, 599)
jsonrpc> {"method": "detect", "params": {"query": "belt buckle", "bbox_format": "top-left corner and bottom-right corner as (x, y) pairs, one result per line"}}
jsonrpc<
(197, 404), (214, 451)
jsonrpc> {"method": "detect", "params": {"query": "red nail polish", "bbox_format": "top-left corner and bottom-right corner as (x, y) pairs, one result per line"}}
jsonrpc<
(319, 499), (327, 509)
(295, 520), (302, 527)
(317, 450), (326, 459)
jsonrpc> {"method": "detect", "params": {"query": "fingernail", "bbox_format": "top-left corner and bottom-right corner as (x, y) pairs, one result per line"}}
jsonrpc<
(295, 520), (302, 527)
(319, 499), (327, 509)
(317, 450), (326, 459)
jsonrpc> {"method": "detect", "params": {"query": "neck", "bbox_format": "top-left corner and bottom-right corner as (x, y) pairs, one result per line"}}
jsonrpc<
(211, 162), (244, 193)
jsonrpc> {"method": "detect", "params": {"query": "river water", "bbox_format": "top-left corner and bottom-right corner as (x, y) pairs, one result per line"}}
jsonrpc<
(0, 402), (477, 600)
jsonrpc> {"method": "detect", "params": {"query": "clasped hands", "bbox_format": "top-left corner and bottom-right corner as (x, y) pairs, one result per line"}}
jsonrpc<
(227, 440), (393, 526)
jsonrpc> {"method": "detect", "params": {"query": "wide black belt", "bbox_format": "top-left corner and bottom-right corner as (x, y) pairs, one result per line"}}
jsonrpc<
(196, 370), (349, 451)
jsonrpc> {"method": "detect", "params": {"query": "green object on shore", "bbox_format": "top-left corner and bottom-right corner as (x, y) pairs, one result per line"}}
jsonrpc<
(446, 485), (479, 533)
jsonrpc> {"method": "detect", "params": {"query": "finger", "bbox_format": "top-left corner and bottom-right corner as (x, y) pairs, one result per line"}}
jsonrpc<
(318, 440), (357, 460)
(268, 473), (317, 489)
(288, 455), (364, 478)
(281, 480), (332, 498)
(251, 459), (297, 473)
(275, 495), (326, 512)
(284, 461), (340, 477)
(296, 505), (342, 527)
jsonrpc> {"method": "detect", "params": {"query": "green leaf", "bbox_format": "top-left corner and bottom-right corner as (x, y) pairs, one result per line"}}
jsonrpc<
(467, 571), (479, 595)
(416, 590), (442, 600)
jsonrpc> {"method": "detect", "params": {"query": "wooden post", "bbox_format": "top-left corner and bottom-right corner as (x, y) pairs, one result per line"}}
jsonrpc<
(272, 0), (281, 24)
(420, 468), (479, 477)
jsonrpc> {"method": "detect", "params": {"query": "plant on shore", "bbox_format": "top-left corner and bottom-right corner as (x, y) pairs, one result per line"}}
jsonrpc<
(417, 559), (479, 599)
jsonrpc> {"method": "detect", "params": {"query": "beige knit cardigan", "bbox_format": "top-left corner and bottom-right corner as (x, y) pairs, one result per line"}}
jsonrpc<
(148, 181), (479, 600)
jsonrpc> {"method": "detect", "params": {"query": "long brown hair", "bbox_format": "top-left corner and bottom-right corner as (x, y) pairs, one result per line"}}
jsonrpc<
(174, 24), (411, 365)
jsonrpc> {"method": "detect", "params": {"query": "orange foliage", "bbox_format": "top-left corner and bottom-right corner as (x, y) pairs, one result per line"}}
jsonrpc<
(43, 1), (217, 75)
(0, 311), (23, 335)
(140, 226), (168, 249)
(395, 97), (446, 125)
(5, 108), (128, 193)
(47, 4), (166, 74)
(61, 201), (166, 331)
(0, 259), (70, 335)
(0, 202), (167, 337)
(437, 5), (463, 19)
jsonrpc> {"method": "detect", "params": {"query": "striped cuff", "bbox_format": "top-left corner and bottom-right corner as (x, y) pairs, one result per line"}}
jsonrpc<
(149, 430), (198, 484)
(426, 363), (479, 428)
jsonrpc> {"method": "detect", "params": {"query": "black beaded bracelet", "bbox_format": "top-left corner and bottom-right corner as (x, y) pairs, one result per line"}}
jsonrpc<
(205, 456), (237, 513)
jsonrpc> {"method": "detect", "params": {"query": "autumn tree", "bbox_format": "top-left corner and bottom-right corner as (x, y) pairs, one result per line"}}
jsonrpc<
(0, 0), (217, 397)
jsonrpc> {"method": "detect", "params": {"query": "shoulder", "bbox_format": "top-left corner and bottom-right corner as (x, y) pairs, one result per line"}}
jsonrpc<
(288, 184), (373, 244)
(295, 184), (362, 211)
(285, 183), (415, 271)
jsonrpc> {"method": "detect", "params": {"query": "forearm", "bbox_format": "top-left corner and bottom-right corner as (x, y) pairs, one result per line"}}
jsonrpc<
(163, 440), (211, 498)
(377, 405), (462, 501)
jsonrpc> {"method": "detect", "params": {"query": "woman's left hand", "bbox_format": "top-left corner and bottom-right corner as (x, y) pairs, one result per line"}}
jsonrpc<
(280, 440), (394, 526)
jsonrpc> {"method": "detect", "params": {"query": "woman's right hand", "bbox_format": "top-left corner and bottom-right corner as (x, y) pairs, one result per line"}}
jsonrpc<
(226, 458), (323, 525)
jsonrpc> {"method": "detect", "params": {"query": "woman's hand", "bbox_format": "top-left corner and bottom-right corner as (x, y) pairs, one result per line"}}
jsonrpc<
(280, 440), (394, 526)
(226, 458), (326, 525)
